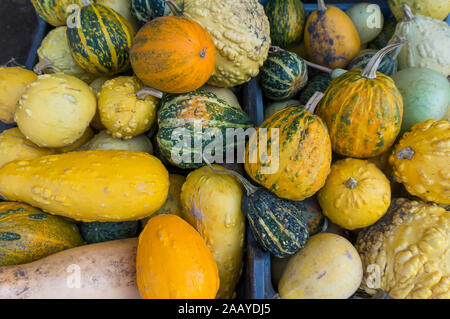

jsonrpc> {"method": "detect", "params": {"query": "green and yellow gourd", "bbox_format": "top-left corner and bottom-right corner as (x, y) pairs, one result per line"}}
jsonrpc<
(264, 0), (306, 48)
(259, 49), (308, 100)
(0, 202), (84, 266)
(30, 0), (85, 26)
(66, 1), (135, 75)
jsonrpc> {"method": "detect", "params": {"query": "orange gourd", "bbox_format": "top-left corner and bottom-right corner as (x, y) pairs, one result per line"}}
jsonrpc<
(130, 16), (216, 94)
(136, 214), (220, 299)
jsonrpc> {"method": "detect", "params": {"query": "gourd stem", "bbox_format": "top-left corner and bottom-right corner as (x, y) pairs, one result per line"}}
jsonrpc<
(136, 88), (163, 100)
(33, 58), (53, 75)
(304, 92), (324, 114)
(202, 156), (259, 196)
(402, 4), (414, 21)
(389, 36), (407, 60)
(304, 60), (333, 74)
(345, 177), (358, 189)
(165, 0), (183, 16)
(81, 0), (91, 6)
(317, 0), (327, 11)
(397, 147), (415, 160)
(361, 39), (407, 79)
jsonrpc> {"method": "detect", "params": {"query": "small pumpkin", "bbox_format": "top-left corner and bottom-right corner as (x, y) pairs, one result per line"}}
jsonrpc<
(264, 99), (301, 120)
(316, 42), (404, 158)
(388, 0), (450, 21)
(78, 130), (154, 154)
(389, 119), (450, 205)
(346, 2), (384, 44)
(130, 16), (216, 94)
(259, 49), (308, 100)
(264, 0), (306, 48)
(136, 214), (220, 299)
(0, 67), (37, 124)
(131, 0), (183, 23)
(30, 0), (85, 26)
(0, 202), (84, 266)
(98, 76), (159, 139)
(304, 0), (360, 69)
(80, 221), (139, 243)
(317, 158), (391, 230)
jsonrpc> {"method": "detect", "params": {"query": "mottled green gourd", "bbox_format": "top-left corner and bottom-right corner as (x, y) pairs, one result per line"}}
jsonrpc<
(80, 221), (139, 243)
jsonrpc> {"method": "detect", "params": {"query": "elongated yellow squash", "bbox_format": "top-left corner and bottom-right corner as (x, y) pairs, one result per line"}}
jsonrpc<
(0, 151), (169, 222)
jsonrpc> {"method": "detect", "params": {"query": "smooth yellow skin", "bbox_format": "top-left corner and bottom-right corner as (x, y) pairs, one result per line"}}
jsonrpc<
(55, 127), (94, 153)
(78, 130), (153, 154)
(15, 73), (96, 148)
(0, 67), (37, 123)
(318, 158), (391, 230)
(279, 233), (363, 299)
(98, 76), (159, 139)
(0, 128), (55, 168)
(0, 150), (169, 222)
(180, 165), (245, 299)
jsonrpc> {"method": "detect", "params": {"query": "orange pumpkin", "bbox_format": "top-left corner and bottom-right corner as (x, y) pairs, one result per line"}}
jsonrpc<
(130, 16), (216, 94)
(136, 214), (220, 299)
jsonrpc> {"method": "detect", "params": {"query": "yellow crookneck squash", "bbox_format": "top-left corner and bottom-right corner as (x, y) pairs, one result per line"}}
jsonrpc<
(316, 42), (404, 158)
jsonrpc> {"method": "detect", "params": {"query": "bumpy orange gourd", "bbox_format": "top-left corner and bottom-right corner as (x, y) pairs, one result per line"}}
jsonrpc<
(304, 0), (360, 69)
(136, 214), (220, 299)
(130, 16), (216, 93)
(389, 119), (450, 204)
(317, 42), (404, 158)
(0, 150), (169, 221)
(245, 92), (331, 201)
(317, 158), (391, 230)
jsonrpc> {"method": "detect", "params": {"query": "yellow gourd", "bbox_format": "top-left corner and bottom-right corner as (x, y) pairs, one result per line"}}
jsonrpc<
(0, 67), (37, 123)
(15, 73), (96, 148)
(98, 76), (159, 139)
(0, 128), (55, 168)
(0, 150), (169, 222)
(180, 165), (245, 299)
(317, 158), (391, 230)
(55, 127), (95, 153)
(136, 214), (220, 299)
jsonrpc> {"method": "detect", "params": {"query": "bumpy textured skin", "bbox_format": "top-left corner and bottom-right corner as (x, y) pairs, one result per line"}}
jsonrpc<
(291, 196), (325, 235)
(180, 165), (245, 299)
(264, 99), (301, 120)
(348, 49), (398, 76)
(131, 0), (183, 22)
(0, 67), (37, 124)
(66, 4), (135, 75)
(182, 0), (271, 87)
(0, 238), (140, 299)
(130, 16), (216, 93)
(388, 0), (450, 21)
(345, 2), (384, 44)
(30, 0), (85, 26)
(96, 0), (140, 31)
(369, 17), (397, 50)
(0, 128), (55, 168)
(0, 202), (84, 266)
(200, 84), (241, 109)
(243, 188), (309, 257)
(37, 27), (96, 83)
(356, 198), (449, 299)
(298, 72), (331, 105)
(79, 130), (153, 153)
(391, 68), (450, 133)
(98, 76), (159, 139)
(389, 120), (450, 204)
(245, 106), (332, 201)
(259, 50), (308, 100)
(265, 0), (306, 48)
(80, 221), (139, 243)
(15, 73), (96, 148)
(157, 90), (253, 169)
(317, 69), (404, 158)
(304, 4), (361, 69)
(279, 233), (363, 299)
(0, 150), (169, 222)
(56, 127), (94, 153)
(136, 214), (220, 299)
(317, 158), (391, 230)
(390, 12), (450, 77)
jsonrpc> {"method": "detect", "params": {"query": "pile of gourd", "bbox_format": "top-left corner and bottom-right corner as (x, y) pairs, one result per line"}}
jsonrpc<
(0, 0), (448, 300)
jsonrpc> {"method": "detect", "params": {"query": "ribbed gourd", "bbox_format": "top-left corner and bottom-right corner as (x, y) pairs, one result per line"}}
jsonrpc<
(131, 0), (184, 22)
(356, 198), (449, 299)
(259, 49), (308, 100)
(0, 202), (84, 266)
(316, 42), (404, 158)
(66, 2), (135, 75)
(30, 0), (85, 26)
(245, 92), (332, 201)
(389, 119), (450, 205)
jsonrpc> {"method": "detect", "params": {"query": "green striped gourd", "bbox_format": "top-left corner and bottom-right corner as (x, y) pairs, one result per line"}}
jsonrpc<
(131, 0), (183, 23)
(156, 90), (254, 169)
(260, 49), (308, 100)
(265, 0), (306, 48)
(66, 2), (135, 75)
(30, 0), (85, 26)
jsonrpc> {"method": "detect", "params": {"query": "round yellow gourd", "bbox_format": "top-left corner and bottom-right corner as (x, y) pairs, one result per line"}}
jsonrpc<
(35, 27), (96, 83)
(55, 127), (95, 153)
(78, 130), (153, 154)
(0, 67), (37, 123)
(98, 76), (159, 139)
(200, 84), (241, 109)
(279, 233), (363, 299)
(317, 158), (391, 230)
(15, 73), (96, 148)
(0, 127), (55, 168)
